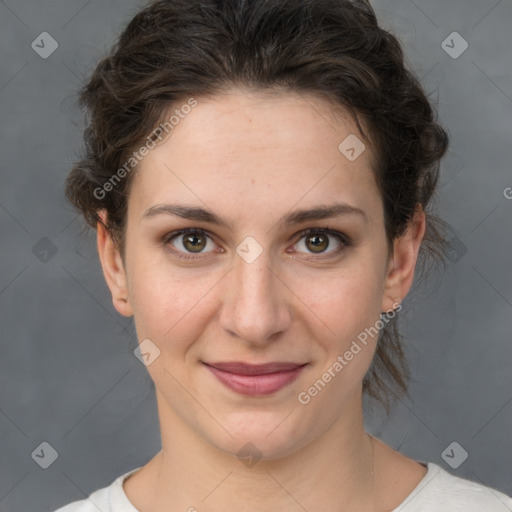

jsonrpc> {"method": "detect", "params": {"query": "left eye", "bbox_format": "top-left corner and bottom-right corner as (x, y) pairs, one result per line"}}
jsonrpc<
(292, 228), (347, 256)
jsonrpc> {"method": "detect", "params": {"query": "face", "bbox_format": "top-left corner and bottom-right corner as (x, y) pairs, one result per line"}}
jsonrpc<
(98, 88), (423, 460)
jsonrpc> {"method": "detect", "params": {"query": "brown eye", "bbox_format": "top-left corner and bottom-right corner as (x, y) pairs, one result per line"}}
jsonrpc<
(293, 228), (348, 257)
(166, 229), (216, 257)
(306, 233), (329, 253)
(182, 232), (207, 252)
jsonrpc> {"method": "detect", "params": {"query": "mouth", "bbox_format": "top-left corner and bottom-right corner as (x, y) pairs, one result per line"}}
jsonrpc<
(202, 361), (308, 396)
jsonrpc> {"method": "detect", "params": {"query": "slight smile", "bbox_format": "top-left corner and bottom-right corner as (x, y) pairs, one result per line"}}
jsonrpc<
(203, 361), (309, 396)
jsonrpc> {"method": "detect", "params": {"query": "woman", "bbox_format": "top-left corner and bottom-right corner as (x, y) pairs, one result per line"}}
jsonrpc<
(55, 0), (512, 510)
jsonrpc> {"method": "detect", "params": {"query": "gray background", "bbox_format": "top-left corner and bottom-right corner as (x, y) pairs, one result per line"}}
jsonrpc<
(0, 0), (511, 510)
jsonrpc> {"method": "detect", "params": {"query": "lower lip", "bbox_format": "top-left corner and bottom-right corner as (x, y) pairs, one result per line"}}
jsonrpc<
(204, 364), (307, 396)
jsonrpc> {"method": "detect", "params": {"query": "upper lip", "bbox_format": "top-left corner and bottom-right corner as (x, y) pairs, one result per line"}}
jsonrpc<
(203, 361), (307, 375)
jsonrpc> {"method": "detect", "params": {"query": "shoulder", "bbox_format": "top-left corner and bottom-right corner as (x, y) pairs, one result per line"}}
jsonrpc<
(53, 485), (110, 512)
(53, 467), (142, 512)
(393, 462), (512, 512)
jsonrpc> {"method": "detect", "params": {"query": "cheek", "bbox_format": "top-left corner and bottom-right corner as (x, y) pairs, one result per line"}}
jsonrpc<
(126, 252), (221, 344)
(306, 262), (385, 328)
(300, 271), (384, 395)
(126, 234), (387, 350)
(295, 261), (387, 385)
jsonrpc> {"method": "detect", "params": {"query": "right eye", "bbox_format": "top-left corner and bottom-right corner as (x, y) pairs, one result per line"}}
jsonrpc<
(164, 228), (218, 260)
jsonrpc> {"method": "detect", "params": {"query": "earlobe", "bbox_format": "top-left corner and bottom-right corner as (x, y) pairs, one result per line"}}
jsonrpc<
(96, 210), (134, 317)
(381, 206), (426, 313)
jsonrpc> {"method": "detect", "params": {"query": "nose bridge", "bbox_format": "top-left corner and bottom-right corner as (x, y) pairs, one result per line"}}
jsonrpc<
(220, 246), (290, 344)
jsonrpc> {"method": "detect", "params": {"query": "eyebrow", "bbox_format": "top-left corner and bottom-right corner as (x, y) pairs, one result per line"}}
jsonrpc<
(141, 202), (368, 229)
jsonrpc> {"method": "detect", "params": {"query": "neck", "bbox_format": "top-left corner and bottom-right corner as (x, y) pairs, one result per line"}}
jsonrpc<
(137, 390), (376, 512)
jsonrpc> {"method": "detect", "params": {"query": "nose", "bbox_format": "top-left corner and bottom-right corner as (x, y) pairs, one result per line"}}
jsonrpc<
(219, 249), (292, 347)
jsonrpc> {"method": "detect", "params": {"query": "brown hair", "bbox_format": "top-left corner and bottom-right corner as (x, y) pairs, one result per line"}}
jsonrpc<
(65, 0), (449, 411)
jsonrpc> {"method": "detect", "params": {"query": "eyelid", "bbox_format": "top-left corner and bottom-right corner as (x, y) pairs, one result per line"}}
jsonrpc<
(163, 227), (350, 260)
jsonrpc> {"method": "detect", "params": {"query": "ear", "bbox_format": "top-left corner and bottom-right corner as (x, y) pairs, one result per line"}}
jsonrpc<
(381, 205), (426, 313)
(96, 210), (133, 317)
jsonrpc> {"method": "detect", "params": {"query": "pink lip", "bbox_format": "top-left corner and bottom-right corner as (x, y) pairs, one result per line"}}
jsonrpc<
(203, 362), (307, 395)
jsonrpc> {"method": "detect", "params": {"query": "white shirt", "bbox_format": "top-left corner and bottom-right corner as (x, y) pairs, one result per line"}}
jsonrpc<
(54, 461), (512, 511)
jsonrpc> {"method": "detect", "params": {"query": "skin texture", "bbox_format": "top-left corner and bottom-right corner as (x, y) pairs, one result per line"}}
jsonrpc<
(97, 89), (427, 511)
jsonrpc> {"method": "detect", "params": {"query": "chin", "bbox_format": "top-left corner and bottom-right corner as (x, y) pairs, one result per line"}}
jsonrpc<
(206, 412), (311, 463)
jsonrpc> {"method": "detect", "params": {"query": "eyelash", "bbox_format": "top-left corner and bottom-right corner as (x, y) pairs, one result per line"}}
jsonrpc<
(162, 227), (351, 261)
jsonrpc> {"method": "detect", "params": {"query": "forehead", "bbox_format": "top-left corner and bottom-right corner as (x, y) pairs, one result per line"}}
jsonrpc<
(127, 88), (380, 223)
(155, 88), (367, 159)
